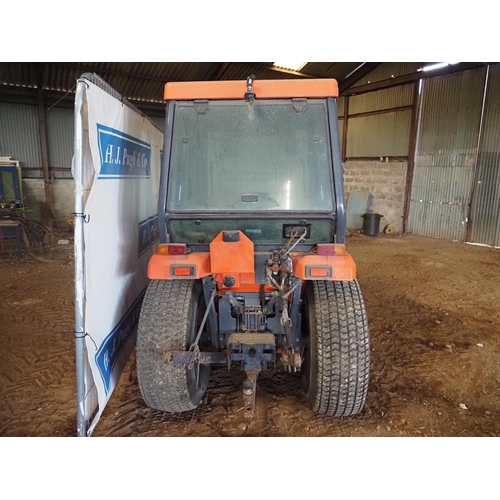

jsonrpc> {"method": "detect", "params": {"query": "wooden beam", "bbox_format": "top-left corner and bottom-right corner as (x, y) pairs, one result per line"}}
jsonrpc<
(348, 105), (413, 119)
(402, 81), (422, 233)
(36, 64), (54, 227)
(342, 95), (349, 162)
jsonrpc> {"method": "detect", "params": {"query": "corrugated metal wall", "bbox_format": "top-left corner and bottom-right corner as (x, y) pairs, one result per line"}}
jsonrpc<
(0, 98), (165, 180)
(344, 83), (414, 158)
(47, 107), (74, 178)
(148, 115), (165, 132)
(0, 102), (42, 177)
(470, 64), (500, 246)
(337, 95), (345, 116)
(0, 102), (76, 179)
(349, 84), (414, 114)
(407, 67), (487, 241)
(347, 109), (412, 157)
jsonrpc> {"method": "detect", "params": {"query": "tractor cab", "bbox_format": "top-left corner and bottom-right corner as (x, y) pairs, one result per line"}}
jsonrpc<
(163, 77), (339, 250)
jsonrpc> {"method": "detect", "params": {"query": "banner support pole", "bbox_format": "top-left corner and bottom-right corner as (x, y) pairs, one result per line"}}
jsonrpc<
(74, 79), (88, 437)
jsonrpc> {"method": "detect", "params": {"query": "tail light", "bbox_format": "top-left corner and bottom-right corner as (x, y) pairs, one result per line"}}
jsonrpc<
(158, 243), (187, 255)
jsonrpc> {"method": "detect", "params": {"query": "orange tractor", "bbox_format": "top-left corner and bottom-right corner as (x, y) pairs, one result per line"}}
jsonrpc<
(136, 76), (370, 418)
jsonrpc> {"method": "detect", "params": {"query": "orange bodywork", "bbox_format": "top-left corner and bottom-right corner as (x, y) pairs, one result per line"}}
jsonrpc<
(148, 232), (356, 284)
(210, 231), (255, 288)
(148, 252), (211, 280)
(292, 254), (356, 281)
(164, 79), (338, 101)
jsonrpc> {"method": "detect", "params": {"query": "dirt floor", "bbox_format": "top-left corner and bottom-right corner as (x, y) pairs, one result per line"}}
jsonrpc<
(1, 229), (500, 438)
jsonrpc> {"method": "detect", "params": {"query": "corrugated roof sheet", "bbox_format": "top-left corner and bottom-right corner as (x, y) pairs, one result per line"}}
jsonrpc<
(0, 62), (369, 104)
(303, 62), (363, 80)
(351, 62), (421, 88)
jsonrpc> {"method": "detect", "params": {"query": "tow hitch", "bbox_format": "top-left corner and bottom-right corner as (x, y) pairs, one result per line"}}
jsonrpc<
(227, 332), (276, 418)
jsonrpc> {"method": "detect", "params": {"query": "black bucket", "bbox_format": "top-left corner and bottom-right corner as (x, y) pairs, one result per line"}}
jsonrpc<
(362, 213), (383, 236)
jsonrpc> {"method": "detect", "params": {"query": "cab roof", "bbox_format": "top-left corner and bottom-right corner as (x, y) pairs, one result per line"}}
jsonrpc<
(164, 78), (338, 100)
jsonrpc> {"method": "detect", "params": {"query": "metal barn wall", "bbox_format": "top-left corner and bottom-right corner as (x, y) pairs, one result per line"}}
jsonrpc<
(345, 84), (414, 158)
(148, 115), (165, 132)
(349, 84), (414, 114)
(0, 102), (74, 179)
(0, 86), (164, 182)
(46, 106), (74, 178)
(407, 67), (487, 241)
(470, 64), (500, 246)
(347, 109), (412, 158)
(0, 102), (42, 177)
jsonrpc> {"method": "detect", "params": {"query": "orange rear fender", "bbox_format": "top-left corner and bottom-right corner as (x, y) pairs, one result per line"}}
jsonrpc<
(292, 254), (356, 281)
(148, 252), (211, 280)
(148, 234), (356, 283)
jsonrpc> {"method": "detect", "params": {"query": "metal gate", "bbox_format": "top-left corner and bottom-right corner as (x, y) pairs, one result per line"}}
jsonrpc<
(407, 67), (487, 241)
(469, 64), (500, 247)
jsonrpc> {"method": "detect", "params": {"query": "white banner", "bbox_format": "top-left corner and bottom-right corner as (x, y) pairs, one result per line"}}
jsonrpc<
(79, 80), (163, 435)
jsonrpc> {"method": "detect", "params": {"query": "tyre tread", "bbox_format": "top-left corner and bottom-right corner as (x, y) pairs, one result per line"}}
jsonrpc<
(136, 279), (203, 413)
(309, 279), (370, 417)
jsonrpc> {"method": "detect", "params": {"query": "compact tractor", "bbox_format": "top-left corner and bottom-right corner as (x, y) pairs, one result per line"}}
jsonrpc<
(136, 75), (370, 418)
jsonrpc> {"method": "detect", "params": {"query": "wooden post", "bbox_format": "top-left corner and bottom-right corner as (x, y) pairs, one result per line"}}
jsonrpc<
(342, 95), (349, 162)
(402, 80), (422, 233)
(37, 63), (53, 227)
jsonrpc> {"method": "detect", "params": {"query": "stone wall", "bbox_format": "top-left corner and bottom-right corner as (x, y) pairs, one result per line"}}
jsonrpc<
(343, 160), (408, 233)
(22, 179), (74, 228)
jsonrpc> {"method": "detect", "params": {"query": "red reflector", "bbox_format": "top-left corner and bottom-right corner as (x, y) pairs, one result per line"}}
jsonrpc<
(158, 244), (187, 255)
(173, 267), (192, 276)
(316, 244), (345, 256)
(310, 268), (329, 277)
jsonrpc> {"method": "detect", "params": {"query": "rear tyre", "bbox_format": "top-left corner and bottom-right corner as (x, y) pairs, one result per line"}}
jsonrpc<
(302, 279), (370, 416)
(136, 279), (210, 412)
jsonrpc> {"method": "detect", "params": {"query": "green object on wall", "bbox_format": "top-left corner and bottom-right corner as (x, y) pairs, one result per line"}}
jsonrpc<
(0, 164), (23, 202)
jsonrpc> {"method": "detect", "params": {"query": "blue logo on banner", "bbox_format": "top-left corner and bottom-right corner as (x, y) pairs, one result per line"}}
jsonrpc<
(138, 215), (159, 257)
(95, 289), (146, 394)
(97, 124), (151, 179)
